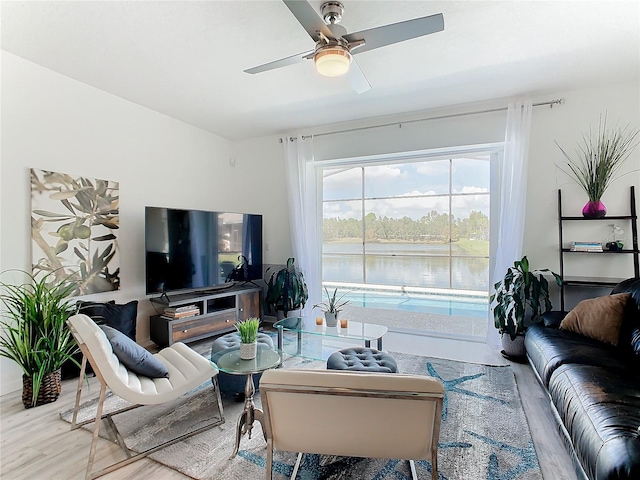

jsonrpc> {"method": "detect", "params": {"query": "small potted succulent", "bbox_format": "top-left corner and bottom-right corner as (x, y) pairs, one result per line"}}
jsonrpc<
(236, 317), (260, 360)
(491, 256), (562, 359)
(313, 287), (350, 327)
(264, 258), (309, 320)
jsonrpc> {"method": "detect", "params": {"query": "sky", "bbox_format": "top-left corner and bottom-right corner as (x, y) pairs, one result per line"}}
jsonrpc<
(323, 156), (490, 221)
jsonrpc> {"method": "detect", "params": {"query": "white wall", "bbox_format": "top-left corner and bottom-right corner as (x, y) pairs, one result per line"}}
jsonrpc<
(0, 52), (290, 394)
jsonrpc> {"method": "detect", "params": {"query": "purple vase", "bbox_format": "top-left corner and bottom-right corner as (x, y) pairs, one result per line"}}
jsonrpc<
(582, 200), (607, 218)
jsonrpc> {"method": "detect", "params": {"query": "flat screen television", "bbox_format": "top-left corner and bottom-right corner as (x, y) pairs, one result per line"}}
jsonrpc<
(145, 206), (262, 296)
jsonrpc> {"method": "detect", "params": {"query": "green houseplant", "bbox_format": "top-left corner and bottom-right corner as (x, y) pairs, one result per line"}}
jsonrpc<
(313, 287), (350, 327)
(264, 258), (309, 319)
(235, 317), (260, 360)
(556, 118), (639, 218)
(0, 270), (79, 408)
(491, 256), (562, 357)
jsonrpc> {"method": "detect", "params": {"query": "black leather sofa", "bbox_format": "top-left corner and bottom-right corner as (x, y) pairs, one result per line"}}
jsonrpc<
(524, 277), (640, 480)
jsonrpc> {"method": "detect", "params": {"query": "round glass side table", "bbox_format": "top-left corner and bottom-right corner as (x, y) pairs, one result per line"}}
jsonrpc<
(212, 344), (281, 458)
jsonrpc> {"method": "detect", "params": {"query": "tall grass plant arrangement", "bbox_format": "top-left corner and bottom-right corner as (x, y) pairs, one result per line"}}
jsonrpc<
(556, 117), (639, 216)
(0, 270), (79, 407)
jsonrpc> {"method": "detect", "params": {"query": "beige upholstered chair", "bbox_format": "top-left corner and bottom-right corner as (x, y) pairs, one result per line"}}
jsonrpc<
(66, 314), (225, 480)
(259, 369), (444, 480)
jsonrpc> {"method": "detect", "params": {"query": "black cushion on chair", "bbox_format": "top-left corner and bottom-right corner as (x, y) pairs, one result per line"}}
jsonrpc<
(327, 347), (398, 373)
(77, 300), (138, 340)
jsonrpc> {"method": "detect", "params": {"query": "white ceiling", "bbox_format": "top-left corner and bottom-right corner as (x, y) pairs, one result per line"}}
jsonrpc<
(2, 1), (639, 140)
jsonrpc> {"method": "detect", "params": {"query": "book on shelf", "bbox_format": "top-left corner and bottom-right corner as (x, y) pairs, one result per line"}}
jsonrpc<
(164, 304), (198, 314)
(162, 307), (200, 318)
(570, 241), (603, 252)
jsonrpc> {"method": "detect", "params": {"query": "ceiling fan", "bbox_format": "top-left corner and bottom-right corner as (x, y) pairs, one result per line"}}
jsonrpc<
(244, 0), (444, 94)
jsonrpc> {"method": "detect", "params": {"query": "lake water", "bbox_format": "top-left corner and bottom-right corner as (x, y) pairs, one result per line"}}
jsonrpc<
(323, 243), (489, 291)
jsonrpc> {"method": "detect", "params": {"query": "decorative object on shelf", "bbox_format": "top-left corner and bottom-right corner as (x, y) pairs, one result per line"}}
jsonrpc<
(581, 200), (607, 219)
(312, 286), (350, 327)
(556, 117), (639, 218)
(30, 168), (120, 294)
(264, 258), (309, 320)
(0, 269), (79, 408)
(236, 317), (260, 360)
(491, 256), (562, 359)
(606, 224), (625, 251)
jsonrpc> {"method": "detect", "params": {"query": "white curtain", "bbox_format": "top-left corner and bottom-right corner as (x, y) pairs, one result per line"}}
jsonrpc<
(283, 135), (322, 314)
(487, 100), (533, 348)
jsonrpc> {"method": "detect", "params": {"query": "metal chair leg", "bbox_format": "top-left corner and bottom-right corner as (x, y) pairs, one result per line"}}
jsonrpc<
(85, 382), (107, 480)
(71, 355), (88, 430)
(291, 452), (303, 480)
(409, 460), (418, 480)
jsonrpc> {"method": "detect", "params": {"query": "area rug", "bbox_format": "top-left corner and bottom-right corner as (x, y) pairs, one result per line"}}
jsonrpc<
(60, 353), (541, 480)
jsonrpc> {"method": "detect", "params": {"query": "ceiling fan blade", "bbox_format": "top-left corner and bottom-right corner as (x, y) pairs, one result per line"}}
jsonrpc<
(346, 58), (371, 94)
(282, 0), (335, 42)
(344, 13), (444, 55)
(244, 50), (314, 74)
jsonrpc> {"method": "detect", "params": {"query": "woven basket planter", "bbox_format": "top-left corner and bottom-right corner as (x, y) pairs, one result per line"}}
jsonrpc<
(22, 369), (62, 409)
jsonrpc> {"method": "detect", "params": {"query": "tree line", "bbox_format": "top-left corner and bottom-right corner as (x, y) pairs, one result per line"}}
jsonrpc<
(323, 210), (489, 243)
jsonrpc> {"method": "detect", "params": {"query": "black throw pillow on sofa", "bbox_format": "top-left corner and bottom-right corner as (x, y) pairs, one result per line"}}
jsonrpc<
(76, 300), (138, 340)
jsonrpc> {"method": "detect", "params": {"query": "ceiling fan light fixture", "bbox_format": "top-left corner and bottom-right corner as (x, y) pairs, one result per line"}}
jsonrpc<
(314, 46), (352, 77)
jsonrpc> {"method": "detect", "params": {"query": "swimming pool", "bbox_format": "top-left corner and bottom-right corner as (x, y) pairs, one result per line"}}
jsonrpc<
(340, 290), (489, 319)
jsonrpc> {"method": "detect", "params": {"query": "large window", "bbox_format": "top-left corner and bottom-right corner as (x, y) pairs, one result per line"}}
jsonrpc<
(321, 155), (491, 293)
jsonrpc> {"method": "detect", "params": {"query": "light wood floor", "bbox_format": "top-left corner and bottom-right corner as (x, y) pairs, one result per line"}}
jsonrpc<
(0, 333), (577, 480)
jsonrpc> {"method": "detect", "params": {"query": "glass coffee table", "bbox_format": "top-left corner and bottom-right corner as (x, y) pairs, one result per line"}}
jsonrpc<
(211, 344), (281, 458)
(274, 316), (388, 361)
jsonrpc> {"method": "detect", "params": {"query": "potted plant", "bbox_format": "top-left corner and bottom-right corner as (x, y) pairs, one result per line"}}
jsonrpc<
(264, 258), (309, 320)
(491, 256), (562, 359)
(313, 286), (350, 327)
(0, 270), (79, 408)
(235, 317), (260, 360)
(556, 117), (639, 218)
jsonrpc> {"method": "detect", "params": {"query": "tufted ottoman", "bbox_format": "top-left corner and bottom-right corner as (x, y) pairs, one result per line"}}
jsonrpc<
(326, 347), (398, 373)
(210, 332), (275, 395)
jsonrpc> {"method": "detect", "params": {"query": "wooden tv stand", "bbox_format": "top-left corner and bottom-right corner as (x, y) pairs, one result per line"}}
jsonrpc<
(149, 284), (261, 347)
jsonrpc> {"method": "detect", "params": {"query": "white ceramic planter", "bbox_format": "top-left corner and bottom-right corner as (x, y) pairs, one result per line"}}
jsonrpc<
(324, 312), (338, 327)
(240, 342), (257, 360)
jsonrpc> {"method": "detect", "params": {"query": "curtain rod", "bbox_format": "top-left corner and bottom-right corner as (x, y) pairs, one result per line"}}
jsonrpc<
(281, 98), (565, 142)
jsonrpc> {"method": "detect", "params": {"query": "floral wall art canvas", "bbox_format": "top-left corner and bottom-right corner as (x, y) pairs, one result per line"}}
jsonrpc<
(30, 169), (120, 295)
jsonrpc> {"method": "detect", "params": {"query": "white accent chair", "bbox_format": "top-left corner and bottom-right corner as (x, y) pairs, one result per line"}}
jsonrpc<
(259, 369), (444, 480)
(66, 314), (225, 480)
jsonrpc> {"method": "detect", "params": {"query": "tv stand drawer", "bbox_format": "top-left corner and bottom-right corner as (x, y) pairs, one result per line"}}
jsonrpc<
(172, 311), (235, 343)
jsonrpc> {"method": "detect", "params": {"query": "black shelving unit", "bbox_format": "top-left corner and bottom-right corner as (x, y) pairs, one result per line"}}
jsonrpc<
(557, 186), (639, 311)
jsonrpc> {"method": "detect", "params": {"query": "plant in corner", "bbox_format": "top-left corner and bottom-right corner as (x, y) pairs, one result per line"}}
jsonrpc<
(313, 286), (350, 327)
(236, 317), (260, 360)
(264, 258), (309, 320)
(491, 256), (562, 359)
(556, 117), (639, 218)
(0, 270), (79, 408)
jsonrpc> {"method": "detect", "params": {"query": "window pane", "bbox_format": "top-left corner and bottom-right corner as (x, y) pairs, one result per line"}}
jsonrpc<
(451, 195), (490, 257)
(364, 160), (450, 198)
(323, 200), (363, 254)
(451, 257), (490, 290)
(323, 167), (361, 201)
(452, 157), (490, 194)
(364, 197), (450, 246)
(365, 255), (451, 289)
(322, 254), (363, 283)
